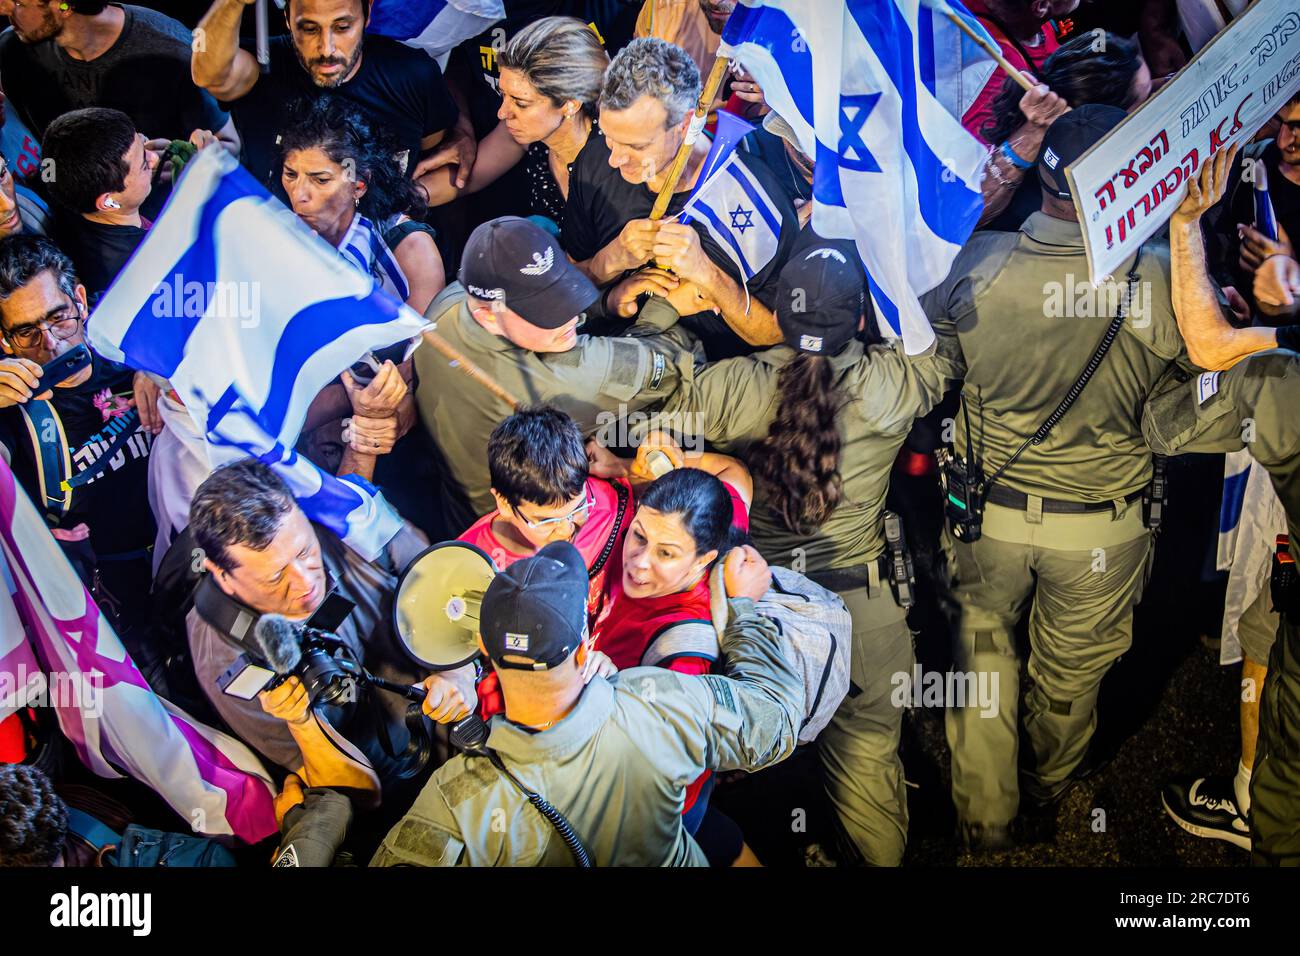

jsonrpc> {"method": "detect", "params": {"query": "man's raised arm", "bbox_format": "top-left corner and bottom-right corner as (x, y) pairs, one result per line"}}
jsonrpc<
(1169, 144), (1278, 370)
(192, 0), (262, 102)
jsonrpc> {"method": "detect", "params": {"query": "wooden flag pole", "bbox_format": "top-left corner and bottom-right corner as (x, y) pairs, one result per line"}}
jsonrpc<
(420, 328), (521, 411)
(649, 54), (733, 221)
(939, 7), (1037, 95)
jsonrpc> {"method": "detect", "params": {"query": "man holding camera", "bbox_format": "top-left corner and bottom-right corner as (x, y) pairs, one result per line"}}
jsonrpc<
(371, 539), (803, 866)
(185, 458), (476, 805)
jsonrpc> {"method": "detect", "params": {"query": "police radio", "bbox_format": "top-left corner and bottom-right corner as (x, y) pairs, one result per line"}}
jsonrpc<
(937, 446), (986, 543)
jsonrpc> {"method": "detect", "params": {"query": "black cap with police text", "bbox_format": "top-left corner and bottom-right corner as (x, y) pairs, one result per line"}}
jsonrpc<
(479, 540), (588, 670)
(775, 237), (865, 356)
(1038, 104), (1128, 201)
(460, 216), (599, 329)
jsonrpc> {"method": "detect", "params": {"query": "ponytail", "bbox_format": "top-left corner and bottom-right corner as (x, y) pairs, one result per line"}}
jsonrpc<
(749, 354), (846, 535)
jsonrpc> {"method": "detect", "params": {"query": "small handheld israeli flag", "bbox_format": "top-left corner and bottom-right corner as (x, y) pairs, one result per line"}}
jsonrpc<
(679, 110), (782, 283)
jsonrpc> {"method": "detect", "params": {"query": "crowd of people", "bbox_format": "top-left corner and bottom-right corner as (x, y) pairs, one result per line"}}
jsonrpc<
(1, 0), (1300, 869)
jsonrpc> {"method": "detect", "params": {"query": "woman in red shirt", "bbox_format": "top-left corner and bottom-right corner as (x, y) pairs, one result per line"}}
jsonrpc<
(591, 461), (761, 866)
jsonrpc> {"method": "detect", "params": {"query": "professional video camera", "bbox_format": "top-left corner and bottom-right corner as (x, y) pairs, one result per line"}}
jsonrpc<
(192, 577), (436, 779)
(215, 611), (425, 714)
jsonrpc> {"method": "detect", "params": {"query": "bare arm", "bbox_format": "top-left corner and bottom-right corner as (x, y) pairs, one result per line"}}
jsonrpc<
(394, 230), (446, 315)
(976, 79), (1067, 228)
(1170, 144), (1277, 370)
(214, 115), (241, 157)
(462, 122), (528, 195)
(260, 677), (380, 808)
(191, 0), (261, 102)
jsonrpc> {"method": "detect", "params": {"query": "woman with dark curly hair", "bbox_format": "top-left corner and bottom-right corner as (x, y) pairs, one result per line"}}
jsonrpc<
(654, 236), (964, 867)
(979, 32), (1152, 231)
(279, 95), (445, 314)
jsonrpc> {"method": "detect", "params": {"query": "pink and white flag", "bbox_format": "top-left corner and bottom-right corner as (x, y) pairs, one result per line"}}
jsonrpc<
(0, 454), (278, 844)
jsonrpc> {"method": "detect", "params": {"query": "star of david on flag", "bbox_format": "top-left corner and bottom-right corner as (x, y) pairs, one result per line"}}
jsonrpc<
(678, 110), (782, 284)
(719, 0), (994, 354)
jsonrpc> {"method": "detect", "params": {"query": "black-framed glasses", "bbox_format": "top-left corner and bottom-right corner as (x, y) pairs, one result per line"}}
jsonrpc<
(2, 308), (84, 351)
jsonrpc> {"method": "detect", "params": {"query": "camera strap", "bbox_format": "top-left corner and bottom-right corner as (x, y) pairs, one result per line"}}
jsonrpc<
(192, 573), (262, 643)
(980, 249), (1144, 494)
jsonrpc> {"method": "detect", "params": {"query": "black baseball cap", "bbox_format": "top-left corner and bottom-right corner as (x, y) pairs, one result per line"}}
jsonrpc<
(479, 541), (589, 670)
(1038, 104), (1128, 201)
(460, 216), (599, 329)
(775, 237), (865, 356)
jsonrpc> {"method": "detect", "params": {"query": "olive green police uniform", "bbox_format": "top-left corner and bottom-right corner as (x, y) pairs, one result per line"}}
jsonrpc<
(414, 282), (699, 532)
(1143, 351), (1300, 866)
(922, 212), (1196, 834)
(659, 332), (963, 865)
(371, 598), (803, 867)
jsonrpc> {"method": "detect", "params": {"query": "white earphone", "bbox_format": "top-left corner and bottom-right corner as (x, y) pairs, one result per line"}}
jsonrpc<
(103, 197), (121, 210)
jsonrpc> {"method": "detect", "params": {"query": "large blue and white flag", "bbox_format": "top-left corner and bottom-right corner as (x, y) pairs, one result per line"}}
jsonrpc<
(368, 0), (504, 63)
(1216, 449), (1288, 665)
(680, 110), (782, 284)
(88, 147), (428, 561)
(719, 0), (993, 353)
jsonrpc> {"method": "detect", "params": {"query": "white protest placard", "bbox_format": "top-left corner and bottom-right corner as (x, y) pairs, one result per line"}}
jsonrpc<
(1066, 0), (1300, 284)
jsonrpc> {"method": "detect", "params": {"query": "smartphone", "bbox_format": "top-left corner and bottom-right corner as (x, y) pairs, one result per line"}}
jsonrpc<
(40, 344), (92, 388)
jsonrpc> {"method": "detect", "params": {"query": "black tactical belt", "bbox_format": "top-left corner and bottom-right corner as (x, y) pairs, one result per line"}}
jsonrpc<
(984, 484), (1144, 514)
(805, 554), (891, 594)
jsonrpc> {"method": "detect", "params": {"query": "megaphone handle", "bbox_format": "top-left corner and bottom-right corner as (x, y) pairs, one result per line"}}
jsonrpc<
(365, 673), (427, 704)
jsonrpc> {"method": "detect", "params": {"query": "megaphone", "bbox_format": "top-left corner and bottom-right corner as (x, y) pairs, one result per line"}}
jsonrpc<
(391, 541), (499, 671)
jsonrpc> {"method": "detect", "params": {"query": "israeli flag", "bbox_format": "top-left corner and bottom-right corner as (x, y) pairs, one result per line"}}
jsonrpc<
(88, 147), (429, 560)
(338, 213), (410, 304)
(368, 0), (505, 63)
(680, 111), (782, 284)
(719, 0), (992, 353)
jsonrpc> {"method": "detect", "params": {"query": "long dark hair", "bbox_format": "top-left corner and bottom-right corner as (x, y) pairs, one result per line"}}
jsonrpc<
(638, 469), (742, 567)
(982, 32), (1142, 145)
(748, 354), (846, 535)
(279, 95), (427, 222)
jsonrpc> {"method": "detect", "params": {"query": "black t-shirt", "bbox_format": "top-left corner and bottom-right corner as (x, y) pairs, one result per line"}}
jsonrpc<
(225, 34), (458, 189)
(1208, 142), (1300, 305)
(447, 0), (629, 136)
(54, 213), (149, 308)
(0, 354), (154, 555)
(563, 127), (799, 357)
(0, 6), (228, 142)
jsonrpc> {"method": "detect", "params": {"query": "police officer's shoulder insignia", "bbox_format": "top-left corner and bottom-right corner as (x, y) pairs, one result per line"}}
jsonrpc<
(702, 675), (738, 714)
(603, 338), (653, 401)
(1197, 371), (1222, 405)
(272, 844), (300, 867)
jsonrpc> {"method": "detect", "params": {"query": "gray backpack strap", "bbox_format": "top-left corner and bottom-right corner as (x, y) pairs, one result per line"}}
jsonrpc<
(641, 621), (719, 668)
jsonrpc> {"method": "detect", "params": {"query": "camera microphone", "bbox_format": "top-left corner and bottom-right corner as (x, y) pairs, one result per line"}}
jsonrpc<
(251, 614), (303, 675)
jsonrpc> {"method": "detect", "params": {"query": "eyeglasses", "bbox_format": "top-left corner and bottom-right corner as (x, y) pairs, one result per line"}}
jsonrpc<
(518, 486), (596, 530)
(2, 307), (83, 351)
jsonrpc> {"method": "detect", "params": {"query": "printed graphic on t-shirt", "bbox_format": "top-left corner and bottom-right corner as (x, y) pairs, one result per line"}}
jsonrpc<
(70, 389), (152, 484)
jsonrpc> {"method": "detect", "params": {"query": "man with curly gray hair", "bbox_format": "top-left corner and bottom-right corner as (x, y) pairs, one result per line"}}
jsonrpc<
(562, 37), (799, 360)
